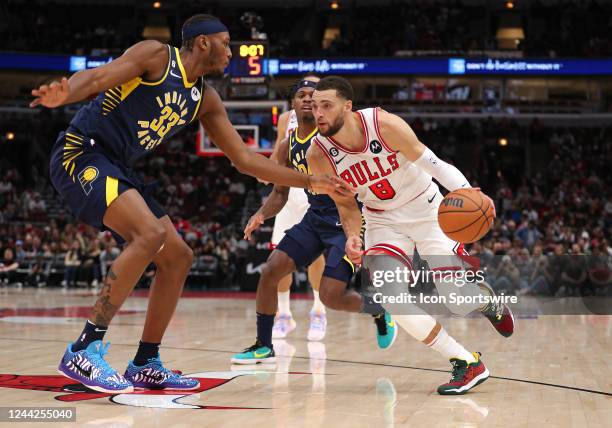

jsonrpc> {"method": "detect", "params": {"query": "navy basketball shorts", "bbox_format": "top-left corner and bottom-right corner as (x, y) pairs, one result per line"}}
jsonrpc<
(49, 129), (165, 236)
(276, 209), (354, 283)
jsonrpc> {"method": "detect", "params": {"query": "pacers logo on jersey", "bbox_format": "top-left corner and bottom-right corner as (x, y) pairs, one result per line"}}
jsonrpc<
(137, 91), (189, 151)
(77, 166), (99, 195)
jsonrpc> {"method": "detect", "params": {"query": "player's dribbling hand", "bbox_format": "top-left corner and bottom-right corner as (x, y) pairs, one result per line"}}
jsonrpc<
(30, 77), (70, 108)
(473, 187), (496, 218)
(309, 175), (355, 197)
(243, 212), (264, 240)
(346, 234), (364, 265)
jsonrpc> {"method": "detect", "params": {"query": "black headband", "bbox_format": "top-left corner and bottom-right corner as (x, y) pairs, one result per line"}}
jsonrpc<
(182, 19), (228, 41)
(295, 80), (318, 91)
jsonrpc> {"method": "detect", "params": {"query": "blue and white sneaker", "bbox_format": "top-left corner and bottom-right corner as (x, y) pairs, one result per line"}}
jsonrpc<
(124, 356), (200, 390)
(307, 311), (327, 342)
(374, 311), (398, 350)
(58, 341), (133, 393)
(231, 340), (276, 365)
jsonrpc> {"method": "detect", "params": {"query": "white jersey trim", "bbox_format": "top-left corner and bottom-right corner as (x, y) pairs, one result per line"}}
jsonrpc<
(373, 107), (397, 153)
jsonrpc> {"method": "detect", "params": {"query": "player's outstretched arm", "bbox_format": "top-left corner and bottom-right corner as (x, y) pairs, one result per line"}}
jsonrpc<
(243, 138), (292, 240)
(307, 142), (363, 264)
(199, 87), (353, 197)
(377, 109), (471, 192)
(30, 40), (167, 108)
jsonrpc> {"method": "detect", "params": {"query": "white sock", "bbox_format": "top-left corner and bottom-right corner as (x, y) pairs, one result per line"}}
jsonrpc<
(311, 290), (326, 314)
(278, 291), (291, 316)
(429, 328), (475, 363)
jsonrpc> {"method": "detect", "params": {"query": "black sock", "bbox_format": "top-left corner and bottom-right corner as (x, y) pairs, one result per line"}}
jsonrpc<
(133, 341), (161, 366)
(360, 295), (385, 316)
(72, 320), (108, 352)
(256, 312), (275, 348)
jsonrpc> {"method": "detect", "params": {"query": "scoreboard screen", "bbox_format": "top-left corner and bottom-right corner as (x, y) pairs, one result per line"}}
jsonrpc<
(228, 41), (268, 77)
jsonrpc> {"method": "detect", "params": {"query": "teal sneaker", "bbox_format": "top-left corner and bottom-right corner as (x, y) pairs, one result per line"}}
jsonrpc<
(373, 311), (397, 350)
(231, 340), (276, 365)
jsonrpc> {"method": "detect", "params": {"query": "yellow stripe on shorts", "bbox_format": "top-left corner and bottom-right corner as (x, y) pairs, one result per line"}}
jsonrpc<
(343, 255), (355, 273)
(105, 177), (119, 206)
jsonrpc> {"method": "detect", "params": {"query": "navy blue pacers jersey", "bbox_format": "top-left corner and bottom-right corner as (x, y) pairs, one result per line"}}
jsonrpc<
(69, 45), (204, 166)
(287, 127), (337, 213)
(49, 45), (204, 231)
(277, 127), (356, 283)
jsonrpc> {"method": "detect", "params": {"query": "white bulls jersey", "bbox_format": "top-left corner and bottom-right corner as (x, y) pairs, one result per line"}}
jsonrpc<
(285, 109), (298, 138)
(313, 107), (432, 212)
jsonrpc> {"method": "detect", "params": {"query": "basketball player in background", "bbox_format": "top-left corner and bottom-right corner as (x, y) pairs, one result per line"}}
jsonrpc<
(307, 76), (514, 395)
(231, 79), (397, 365)
(29, 15), (350, 394)
(268, 73), (327, 341)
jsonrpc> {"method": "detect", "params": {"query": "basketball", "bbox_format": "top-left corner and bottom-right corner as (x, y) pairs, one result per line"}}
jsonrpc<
(437, 188), (495, 243)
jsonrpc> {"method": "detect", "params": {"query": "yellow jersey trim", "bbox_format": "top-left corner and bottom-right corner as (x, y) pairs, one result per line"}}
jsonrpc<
(288, 133), (294, 164)
(175, 47), (197, 88)
(140, 45), (171, 87)
(105, 177), (119, 207)
(294, 127), (318, 144)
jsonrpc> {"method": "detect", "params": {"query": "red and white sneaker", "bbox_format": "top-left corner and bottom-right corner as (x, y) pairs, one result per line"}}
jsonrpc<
(479, 282), (515, 337)
(437, 352), (490, 395)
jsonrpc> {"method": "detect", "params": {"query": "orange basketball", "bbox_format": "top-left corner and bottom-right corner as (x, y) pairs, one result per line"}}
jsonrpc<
(437, 188), (495, 243)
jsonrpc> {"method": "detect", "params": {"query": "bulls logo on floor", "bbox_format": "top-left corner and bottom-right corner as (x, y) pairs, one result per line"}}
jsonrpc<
(0, 371), (290, 410)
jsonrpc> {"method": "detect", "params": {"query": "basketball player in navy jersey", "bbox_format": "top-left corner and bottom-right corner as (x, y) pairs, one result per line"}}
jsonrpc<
(30, 15), (350, 393)
(270, 73), (328, 341)
(231, 79), (397, 365)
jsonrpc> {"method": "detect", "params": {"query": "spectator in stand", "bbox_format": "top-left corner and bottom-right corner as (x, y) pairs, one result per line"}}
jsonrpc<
(520, 245), (554, 296)
(80, 238), (102, 287)
(588, 242), (612, 295)
(62, 241), (81, 288)
(558, 244), (588, 296)
(0, 248), (20, 286)
(100, 240), (120, 279)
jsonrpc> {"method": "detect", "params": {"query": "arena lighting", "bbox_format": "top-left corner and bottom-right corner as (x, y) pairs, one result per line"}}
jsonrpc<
(6, 132), (15, 141)
(499, 137), (508, 146)
(330, 1), (340, 10)
(153, 1), (161, 8)
(506, 1), (514, 9)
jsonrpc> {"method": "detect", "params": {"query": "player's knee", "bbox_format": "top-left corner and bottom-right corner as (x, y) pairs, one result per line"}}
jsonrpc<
(180, 243), (194, 270)
(136, 224), (167, 254)
(260, 261), (278, 283)
(261, 253), (291, 283)
(318, 286), (340, 309)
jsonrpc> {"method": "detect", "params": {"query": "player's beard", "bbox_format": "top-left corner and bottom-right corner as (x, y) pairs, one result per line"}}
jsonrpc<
(318, 114), (344, 137)
(206, 44), (226, 77)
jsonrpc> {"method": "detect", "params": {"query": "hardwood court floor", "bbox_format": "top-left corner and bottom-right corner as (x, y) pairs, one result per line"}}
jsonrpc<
(0, 288), (610, 428)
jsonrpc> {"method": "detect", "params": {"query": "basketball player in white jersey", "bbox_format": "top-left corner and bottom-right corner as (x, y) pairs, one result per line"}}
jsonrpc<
(307, 76), (514, 395)
(267, 73), (327, 341)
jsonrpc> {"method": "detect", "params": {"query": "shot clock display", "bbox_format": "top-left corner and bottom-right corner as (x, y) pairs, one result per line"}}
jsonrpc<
(228, 41), (268, 78)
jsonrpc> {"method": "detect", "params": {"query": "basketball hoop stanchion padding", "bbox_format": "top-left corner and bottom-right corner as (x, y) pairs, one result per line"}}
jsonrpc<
(241, 218), (274, 291)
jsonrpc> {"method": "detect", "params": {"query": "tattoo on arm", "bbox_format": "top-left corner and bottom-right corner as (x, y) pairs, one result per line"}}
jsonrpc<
(91, 266), (119, 327)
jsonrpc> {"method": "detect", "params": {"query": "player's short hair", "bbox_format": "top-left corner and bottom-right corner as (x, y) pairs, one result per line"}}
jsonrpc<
(302, 72), (320, 80)
(315, 76), (353, 101)
(182, 14), (222, 50)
